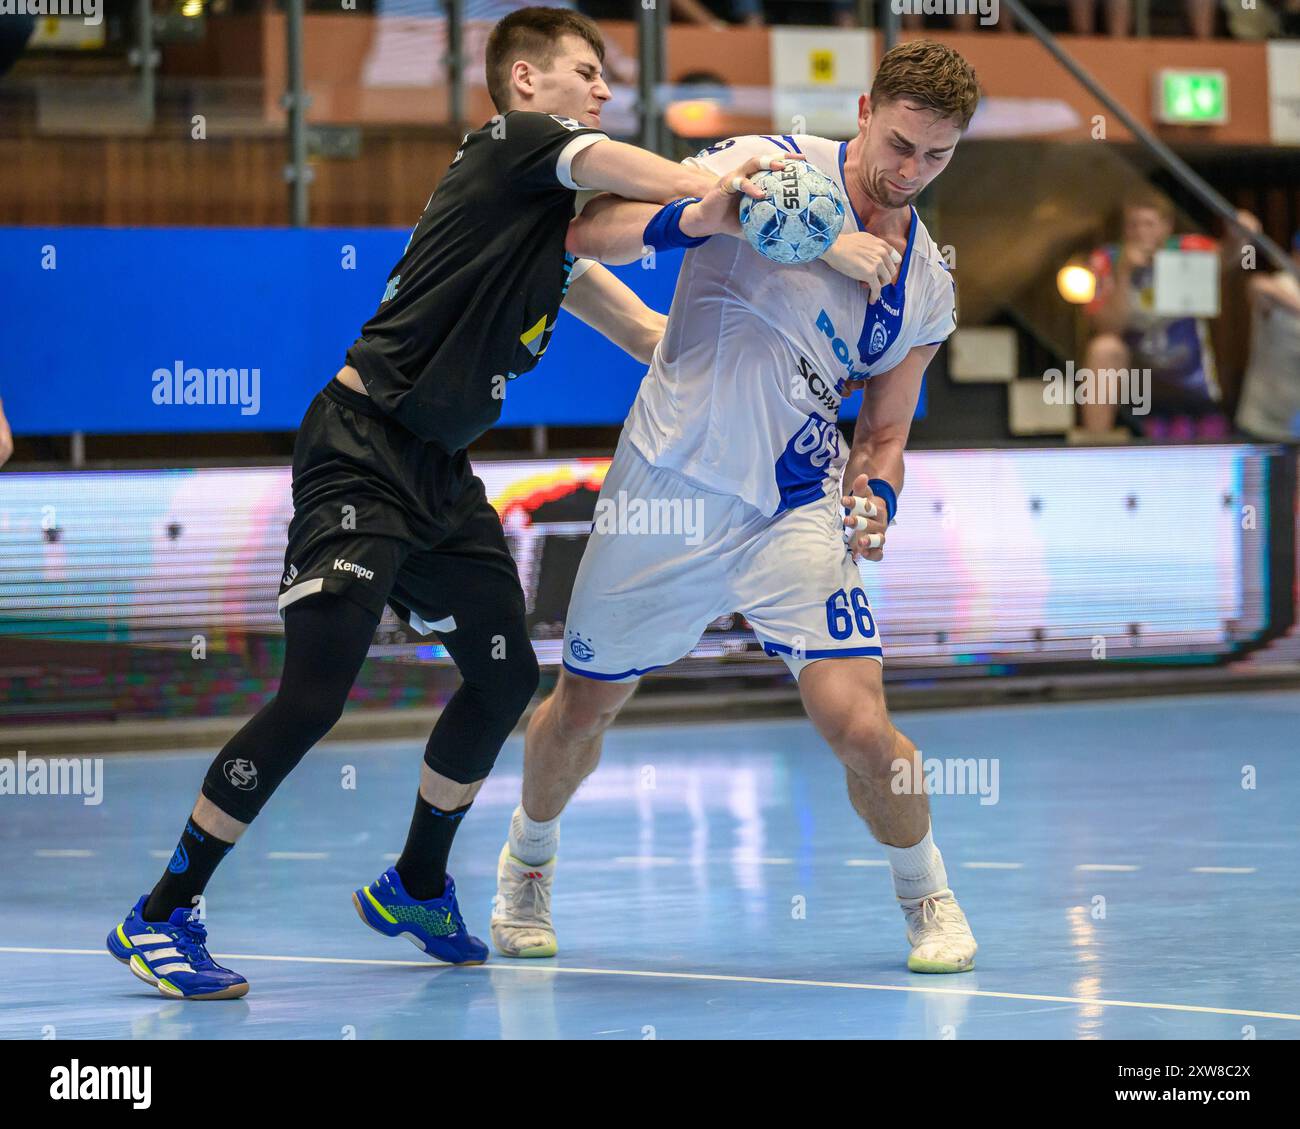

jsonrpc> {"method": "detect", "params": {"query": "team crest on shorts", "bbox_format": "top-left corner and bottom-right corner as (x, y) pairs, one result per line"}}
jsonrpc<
(567, 633), (596, 663)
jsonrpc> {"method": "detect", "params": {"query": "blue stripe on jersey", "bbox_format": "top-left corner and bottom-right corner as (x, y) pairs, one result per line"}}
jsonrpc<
(764, 135), (792, 152)
(837, 141), (865, 231)
(858, 210), (918, 366)
(773, 414), (841, 514)
(783, 135), (801, 153)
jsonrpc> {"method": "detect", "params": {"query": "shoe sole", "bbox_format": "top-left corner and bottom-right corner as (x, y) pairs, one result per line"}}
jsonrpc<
(490, 930), (558, 959)
(111, 943), (249, 1000)
(907, 955), (976, 974)
(350, 891), (485, 967)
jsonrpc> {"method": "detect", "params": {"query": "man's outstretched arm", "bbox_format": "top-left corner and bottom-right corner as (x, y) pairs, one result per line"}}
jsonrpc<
(568, 139), (718, 207)
(561, 261), (666, 365)
(568, 148), (901, 300)
(566, 152), (789, 264)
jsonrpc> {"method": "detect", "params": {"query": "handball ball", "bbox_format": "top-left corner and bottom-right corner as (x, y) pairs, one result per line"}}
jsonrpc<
(739, 161), (846, 265)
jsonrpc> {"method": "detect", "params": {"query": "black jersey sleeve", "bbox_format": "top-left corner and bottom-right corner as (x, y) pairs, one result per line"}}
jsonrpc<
(497, 111), (609, 193)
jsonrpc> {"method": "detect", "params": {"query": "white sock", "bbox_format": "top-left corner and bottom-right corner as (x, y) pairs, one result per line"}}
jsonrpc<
(886, 824), (949, 901)
(509, 804), (560, 866)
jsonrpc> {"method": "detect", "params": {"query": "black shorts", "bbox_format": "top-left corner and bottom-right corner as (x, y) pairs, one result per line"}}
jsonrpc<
(277, 379), (525, 634)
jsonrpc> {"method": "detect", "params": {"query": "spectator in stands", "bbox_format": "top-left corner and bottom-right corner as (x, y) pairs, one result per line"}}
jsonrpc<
(671, 1), (858, 26)
(1077, 193), (1238, 442)
(1065, 0), (1217, 36)
(1236, 231), (1300, 443)
(0, 395), (12, 468)
(1223, 0), (1285, 37)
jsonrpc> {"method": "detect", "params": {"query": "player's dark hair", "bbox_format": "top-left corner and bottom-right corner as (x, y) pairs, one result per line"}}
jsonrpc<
(870, 40), (981, 131)
(485, 6), (606, 115)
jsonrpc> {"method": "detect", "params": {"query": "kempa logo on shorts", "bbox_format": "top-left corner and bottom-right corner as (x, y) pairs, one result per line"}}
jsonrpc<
(334, 558), (375, 580)
(1, 1), (103, 27)
(891, 0), (998, 26)
(50, 1060), (151, 1109)
(151, 360), (261, 416)
(0, 750), (103, 806)
(592, 490), (705, 546)
(223, 758), (258, 791)
(1042, 362), (1152, 415)
(283, 563), (298, 587)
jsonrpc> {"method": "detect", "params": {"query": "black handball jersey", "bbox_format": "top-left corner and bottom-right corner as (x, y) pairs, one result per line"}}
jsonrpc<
(345, 110), (607, 452)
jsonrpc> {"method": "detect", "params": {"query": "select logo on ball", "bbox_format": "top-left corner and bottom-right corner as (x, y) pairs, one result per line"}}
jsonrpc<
(740, 162), (845, 265)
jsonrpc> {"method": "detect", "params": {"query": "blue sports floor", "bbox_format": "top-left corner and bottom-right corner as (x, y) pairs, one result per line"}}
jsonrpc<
(2, 689), (1298, 1039)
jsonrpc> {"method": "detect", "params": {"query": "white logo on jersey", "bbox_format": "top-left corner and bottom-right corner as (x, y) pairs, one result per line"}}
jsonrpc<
(549, 115), (583, 132)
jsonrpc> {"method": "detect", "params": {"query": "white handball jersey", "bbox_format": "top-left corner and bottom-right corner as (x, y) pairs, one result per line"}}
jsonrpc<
(623, 133), (957, 517)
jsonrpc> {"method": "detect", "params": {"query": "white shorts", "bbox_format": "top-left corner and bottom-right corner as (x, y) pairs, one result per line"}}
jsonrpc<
(562, 436), (884, 681)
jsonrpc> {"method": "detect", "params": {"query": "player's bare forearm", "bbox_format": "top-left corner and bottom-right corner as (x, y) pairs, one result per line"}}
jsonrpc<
(569, 140), (715, 206)
(562, 261), (666, 364)
(844, 436), (905, 498)
(566, 195), (662, 264)
(844, 343), (935, 497)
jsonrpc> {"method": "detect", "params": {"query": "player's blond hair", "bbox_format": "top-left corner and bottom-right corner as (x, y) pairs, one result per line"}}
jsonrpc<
(870, 40), (981, 131)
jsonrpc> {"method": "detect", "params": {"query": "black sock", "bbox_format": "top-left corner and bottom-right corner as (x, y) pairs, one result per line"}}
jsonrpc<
(394, 796), (471, 901)
(143, 818), (235, 922)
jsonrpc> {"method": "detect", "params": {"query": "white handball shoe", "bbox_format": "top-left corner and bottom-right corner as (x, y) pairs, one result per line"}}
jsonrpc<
(490, 843), (558, 958)
(899, 888), (977, 973)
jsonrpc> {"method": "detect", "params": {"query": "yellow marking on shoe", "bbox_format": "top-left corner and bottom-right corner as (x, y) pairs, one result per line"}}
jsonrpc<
(363, 885), (398, 924)
(116, 924), (130, 948)
(157, 978), (183, 997)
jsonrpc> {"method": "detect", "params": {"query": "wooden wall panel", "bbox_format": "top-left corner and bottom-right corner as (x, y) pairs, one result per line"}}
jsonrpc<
(0, 131), (460, 227)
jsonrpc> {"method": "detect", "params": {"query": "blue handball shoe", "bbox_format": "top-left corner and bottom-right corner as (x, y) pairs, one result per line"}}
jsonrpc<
(107, 896), (249, 1000)
(352, 867), (488, 965)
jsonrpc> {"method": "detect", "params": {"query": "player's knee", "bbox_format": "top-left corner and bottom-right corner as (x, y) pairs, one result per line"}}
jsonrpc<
(475, 637), (540, 721)
(275, 681), (349, 742)
(823, 709), (896, 778)
(551, 674), (626, 743)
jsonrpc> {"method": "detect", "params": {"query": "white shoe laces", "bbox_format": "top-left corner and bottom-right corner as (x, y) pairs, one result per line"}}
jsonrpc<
(500, 863), (552, 928)
(904, 892), (969, 940)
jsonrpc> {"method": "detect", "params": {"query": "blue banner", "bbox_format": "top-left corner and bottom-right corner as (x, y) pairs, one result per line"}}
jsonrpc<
(0, 227), (911, 435)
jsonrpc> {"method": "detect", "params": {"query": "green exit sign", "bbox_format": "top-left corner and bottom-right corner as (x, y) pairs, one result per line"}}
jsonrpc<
(1155, 70), (1228, 125)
